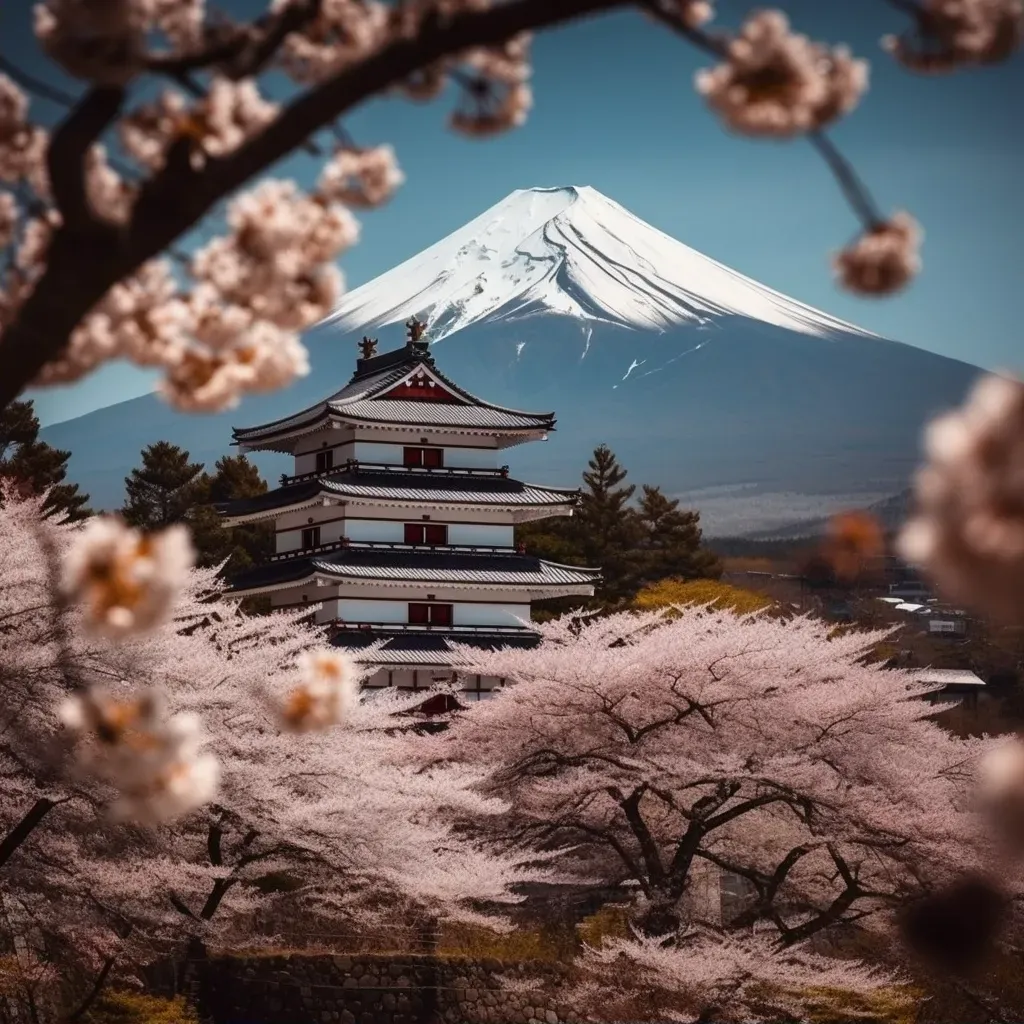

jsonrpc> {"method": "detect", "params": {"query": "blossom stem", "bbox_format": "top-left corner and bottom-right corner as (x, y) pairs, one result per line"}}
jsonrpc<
(808, 131), (885, 230)
(641, 1), (730, 57)
(0, 54), (80, 109)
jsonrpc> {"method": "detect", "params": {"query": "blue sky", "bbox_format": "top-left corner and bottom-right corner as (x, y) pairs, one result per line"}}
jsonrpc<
(5, 0), (1022, 425)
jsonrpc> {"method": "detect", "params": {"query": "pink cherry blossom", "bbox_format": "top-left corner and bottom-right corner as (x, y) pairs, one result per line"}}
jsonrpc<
(439, 605), (1005, 1007)
(273, 0), (389, 84)
(833, 211), (922, 296)
(899, 372), (1024, 625)
(695, 10), (869, 137)
(318, 145), (405, 207)
(884, 0), (1023, 72)
(61, 515), (195, 638)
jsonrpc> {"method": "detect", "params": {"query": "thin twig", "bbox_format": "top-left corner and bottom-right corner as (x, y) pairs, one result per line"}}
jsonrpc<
(641, 0), (729, 57)
(808, 130), (885, 230)
(0, 54), (80, 108)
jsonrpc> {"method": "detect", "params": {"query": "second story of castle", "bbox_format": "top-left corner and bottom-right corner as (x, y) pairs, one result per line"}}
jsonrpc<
(216, 324), (599, 610)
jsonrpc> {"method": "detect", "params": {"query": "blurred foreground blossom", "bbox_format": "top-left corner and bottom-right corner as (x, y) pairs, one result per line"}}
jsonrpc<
(899, 373), (1024, 625)
(695, 10), (868, 138)
(823, 510), (886, 583)
(833, 212), (922, 296)
(59, 689), (218, 824)
(450, 35), (533, 137)
(281, 649), (360, 731)
(979, 737), (1024, 850)
(61, 516), (194, 638)
(884, 0), (1023, 72)
(898, 875), (1007, 972)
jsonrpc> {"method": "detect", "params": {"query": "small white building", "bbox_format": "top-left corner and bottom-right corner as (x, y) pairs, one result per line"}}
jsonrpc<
(914, 668), (987, 708)
(218, 323), (599, 700)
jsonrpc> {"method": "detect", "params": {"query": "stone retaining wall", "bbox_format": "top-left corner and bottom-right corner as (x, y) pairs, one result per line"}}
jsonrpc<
(161, 953), (581, 1024)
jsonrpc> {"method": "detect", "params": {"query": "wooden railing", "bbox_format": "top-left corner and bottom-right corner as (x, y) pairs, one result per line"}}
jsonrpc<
(324, 621), (535, 635)
(281, 460), (511, 487)
(269, 538), (525, 563)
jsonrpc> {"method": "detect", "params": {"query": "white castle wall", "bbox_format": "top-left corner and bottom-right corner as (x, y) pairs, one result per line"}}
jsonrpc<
(312, 598), (529, 628)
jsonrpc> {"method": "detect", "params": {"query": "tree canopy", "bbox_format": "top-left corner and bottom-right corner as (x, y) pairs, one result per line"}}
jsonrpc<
(519, 444), (719, 606)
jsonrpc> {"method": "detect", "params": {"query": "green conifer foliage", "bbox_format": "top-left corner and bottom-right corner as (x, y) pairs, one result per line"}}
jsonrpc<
(0, 400), (92, 520)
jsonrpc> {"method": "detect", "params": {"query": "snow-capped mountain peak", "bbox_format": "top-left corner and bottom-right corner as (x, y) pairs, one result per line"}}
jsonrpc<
(325, 185), (873, 341)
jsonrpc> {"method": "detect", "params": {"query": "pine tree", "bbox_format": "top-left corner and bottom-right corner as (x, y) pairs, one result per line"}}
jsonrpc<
(636, 485), (721, 583)
(188, 454), (274, 573)
(574, 444), (642, 602)
(0, 399), (92, 520)
(121, 442), (204, 528)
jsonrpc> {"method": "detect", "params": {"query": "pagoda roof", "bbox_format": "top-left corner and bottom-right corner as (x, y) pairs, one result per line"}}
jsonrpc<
(331, 629), (539, 667)
(217, 467), (579, 524)
(225, 549), (600, 595)
(232, 341), (555, 450)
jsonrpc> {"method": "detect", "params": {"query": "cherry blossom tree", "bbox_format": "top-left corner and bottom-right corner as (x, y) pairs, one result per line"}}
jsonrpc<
(436, 605), (1020, 1021)
(0, 0), (1019, 413)
(0, 490), (539, 1019)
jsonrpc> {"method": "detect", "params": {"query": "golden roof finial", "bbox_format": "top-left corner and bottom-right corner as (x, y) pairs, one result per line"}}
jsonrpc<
(359, 336), (378, 359)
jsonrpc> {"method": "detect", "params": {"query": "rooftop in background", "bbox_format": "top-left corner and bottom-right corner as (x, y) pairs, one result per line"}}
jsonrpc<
(232, 319), (556, 452)
(913, 669), (986, 688)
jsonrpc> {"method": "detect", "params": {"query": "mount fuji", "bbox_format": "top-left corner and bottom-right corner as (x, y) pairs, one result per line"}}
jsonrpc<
(41, 185), (982, 536)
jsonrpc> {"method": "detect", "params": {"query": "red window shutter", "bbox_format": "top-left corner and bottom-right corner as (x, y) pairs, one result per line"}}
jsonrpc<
(424, 524), (447, 546)
(408, 603), (429, 624)
(422, 448), (444, 468)
(403, 447), (422, 467)
(430, 604), (453, 627)
(404, 523), (424, 544)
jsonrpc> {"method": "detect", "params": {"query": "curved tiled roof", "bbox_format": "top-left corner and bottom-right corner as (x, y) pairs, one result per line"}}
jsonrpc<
(226, 549), (599, 594)
(218, 468), (579, 522)
(233, 343), (554, 445)
(330, 629), (540, 666)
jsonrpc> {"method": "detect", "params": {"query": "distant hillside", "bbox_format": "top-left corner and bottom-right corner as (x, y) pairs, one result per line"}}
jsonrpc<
(742, 488), (915, 541)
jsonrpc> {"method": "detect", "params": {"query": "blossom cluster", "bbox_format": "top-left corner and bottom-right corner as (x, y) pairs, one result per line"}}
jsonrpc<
(61, 515), (195, 639)
(450, 35), (534, 137)
(34, 0), (206, 85)
(1, 66), (405, 412)
(696, 10), (868, 138)
(59, 689), (218, 824)
(833, 212), (923, 297)
(281, 649), (361, 731)
(884, 0), (1023, 73)
(898, 372), (1024, 627)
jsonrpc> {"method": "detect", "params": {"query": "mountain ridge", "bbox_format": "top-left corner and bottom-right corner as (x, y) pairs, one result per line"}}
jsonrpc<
(40, 186), (980, 534)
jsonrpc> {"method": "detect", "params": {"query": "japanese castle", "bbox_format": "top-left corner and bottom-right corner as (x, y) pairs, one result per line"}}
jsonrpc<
(218, 321), (600, 700)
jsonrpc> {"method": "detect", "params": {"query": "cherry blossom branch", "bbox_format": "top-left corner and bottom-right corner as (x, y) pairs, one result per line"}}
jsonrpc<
(0, 0), (635, 412)
(47, 87), (125, 229)
(145, 0), (324, 81)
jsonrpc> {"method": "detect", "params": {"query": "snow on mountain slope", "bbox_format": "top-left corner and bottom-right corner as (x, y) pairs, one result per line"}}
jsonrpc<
(325, 185), (874, 341)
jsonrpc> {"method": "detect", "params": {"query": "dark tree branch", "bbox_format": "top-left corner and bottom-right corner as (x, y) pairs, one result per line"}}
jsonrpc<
(64, 956), (115, 1023)
(0, 797), (60, 869)
(46, 87), (125, 229)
